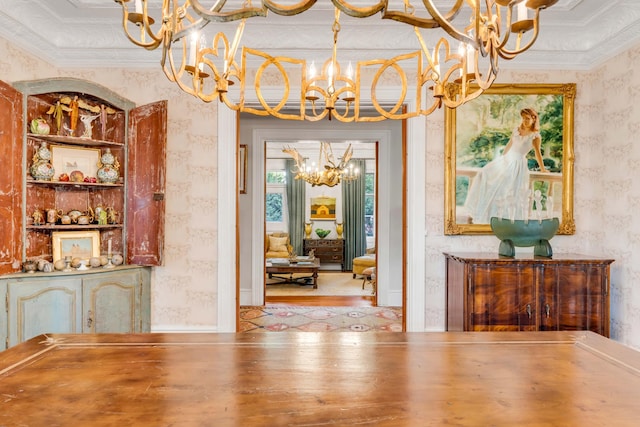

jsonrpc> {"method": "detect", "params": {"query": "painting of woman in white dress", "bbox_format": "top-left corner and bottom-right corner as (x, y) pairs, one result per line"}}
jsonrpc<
(464, 108), (548, 224)
(444, 83), (576, 235)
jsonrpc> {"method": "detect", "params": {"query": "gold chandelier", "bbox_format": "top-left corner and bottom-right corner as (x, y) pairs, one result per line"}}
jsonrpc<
(283, 142), (359, 187)
(114, 0), (557, 122)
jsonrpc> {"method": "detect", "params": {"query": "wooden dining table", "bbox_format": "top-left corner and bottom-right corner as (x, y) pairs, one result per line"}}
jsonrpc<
(1, 331), (640, 426)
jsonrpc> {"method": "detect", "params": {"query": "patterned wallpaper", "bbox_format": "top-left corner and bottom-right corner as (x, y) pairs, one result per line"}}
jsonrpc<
(2, 35), (640, 350)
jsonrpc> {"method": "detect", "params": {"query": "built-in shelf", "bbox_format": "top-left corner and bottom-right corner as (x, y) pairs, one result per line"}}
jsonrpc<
(26, 179), (124, 188)
(27, 133), (125, 147)
(27, 224), (123, 231)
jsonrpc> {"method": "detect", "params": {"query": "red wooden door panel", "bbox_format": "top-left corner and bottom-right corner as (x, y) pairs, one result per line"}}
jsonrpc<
(0, 81), (23, 274)
(126, 101), (167, 266)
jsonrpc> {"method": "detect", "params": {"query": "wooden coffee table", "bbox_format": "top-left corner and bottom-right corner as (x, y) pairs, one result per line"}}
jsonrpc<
(266, 258), (320, 288)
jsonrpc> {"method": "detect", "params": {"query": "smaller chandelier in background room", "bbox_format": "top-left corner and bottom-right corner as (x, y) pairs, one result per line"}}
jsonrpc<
(283, 142), (359, 187)
(114, 0), (558, 122)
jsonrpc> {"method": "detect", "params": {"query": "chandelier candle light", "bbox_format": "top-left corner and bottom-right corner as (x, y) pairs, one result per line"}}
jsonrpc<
(114, 0), (557, 122)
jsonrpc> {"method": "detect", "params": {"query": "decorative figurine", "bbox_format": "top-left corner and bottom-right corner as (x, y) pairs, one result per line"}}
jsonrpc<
(32, 209), (44, 226)
(80, 114), (100, 139)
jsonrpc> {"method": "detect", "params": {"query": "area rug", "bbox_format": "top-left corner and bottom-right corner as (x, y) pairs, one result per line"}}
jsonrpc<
(239, 306), (403, 332)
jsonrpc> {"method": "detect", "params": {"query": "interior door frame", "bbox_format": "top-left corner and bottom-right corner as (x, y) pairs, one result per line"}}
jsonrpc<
(262, 140), (380, 303)
(249, 127), (399, 308)
(218, 92), (426, 332)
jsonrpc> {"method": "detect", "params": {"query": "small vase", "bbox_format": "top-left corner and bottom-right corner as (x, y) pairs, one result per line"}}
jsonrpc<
(30, 159), (55, 181)
(36, 141), (52, 161)
(97, 148), (119, 183)
(30, 142), (55, 181)
(335, 222), (344, 239)
(304, 222), (313, 239)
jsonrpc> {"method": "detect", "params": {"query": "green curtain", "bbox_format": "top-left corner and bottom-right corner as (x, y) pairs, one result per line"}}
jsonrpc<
(342, 159), (367, 271)
(285, 159), (305, 255)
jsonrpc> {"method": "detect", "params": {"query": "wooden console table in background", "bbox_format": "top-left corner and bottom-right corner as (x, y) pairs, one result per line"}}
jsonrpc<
(1, 332), (640, 425)
(304, 238), (344, 271)
(444, 252), (614, 336)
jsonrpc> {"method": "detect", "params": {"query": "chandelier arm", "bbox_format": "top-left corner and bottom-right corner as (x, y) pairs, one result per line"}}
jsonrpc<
(189, 0), (267, 22)
(331, 0), (386, 18)
(497, 10), (542, 58)
(419, 0), (475, 45)
(380, 0), (465, 27)
(381, 12), (440, 29)
(114, 1), (164, 48)
(263, 0), (318, 16)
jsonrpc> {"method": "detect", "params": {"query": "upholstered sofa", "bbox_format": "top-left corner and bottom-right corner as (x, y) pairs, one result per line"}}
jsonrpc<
(352, 247), (376, 278)
(265, 232), (290, 259)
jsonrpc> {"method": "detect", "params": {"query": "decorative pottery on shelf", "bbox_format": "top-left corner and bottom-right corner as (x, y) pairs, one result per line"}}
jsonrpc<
(304, 222), (313, 239)
(97, 148), (120, 183)
(335, 222), (344, 239)
(29, 141), (55, 181)
(315, 228), (330, 239)
(490, 217), (560, 258)
(30, 117), (50, 135)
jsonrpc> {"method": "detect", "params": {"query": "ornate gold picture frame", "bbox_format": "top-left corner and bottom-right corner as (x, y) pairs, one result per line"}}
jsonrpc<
(444, 83), (576, 235)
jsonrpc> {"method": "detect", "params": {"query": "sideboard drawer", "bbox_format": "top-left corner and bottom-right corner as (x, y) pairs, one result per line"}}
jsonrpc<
(303, 239), (345, 271)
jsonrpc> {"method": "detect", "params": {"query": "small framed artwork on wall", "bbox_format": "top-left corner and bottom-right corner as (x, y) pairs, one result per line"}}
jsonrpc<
(310, 196), (336, 220)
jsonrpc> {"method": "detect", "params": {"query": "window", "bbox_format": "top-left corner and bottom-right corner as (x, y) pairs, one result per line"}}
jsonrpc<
(265, 170), (288, 232)
(364, 172), (375, 237)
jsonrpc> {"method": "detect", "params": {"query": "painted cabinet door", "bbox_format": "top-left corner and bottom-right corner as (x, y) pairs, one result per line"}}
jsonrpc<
(82, 270), (142, 333)
(0, 81), (23, 275)
(127, 101), (167, 266)
(6, 277), (83, 347)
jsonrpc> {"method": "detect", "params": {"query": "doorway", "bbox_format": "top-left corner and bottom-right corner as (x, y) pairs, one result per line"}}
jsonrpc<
(264, 140), (378, 306)
(237, 114), (405, 313)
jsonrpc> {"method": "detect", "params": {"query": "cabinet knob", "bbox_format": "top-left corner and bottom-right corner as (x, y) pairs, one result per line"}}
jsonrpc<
(545, 303), (551, 318)
(87, 310), (93, 328)
(526, 304), (532, 318)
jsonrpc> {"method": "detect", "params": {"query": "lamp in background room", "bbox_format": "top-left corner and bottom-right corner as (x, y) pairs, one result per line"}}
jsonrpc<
(114, 0), (558, 122)
(283, 142), (359, 187)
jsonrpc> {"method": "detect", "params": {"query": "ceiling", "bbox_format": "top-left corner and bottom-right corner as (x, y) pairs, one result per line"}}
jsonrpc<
(1, 0), (640, 72)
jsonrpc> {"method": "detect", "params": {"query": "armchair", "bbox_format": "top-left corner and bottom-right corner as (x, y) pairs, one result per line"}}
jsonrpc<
(352, 247), (376, 278)
(265, 232), (290, 259)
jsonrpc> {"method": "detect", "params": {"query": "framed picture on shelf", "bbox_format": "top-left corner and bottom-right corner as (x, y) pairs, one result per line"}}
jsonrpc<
(52, 230), (101, 262)
(239, 144), (247, 194)
(51, 145), (101, 180)
(444, 83), (576, 236)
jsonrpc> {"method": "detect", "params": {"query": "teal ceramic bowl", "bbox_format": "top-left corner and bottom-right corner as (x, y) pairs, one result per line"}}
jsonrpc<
(490, 217), (559, 247)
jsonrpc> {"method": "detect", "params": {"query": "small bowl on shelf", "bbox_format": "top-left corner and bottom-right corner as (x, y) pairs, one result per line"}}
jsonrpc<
(315, 229), (330, 239)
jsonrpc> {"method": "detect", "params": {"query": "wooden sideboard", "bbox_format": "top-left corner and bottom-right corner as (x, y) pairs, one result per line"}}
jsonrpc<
(444, 252), (614, 337)
(304, 239), (345, 271)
